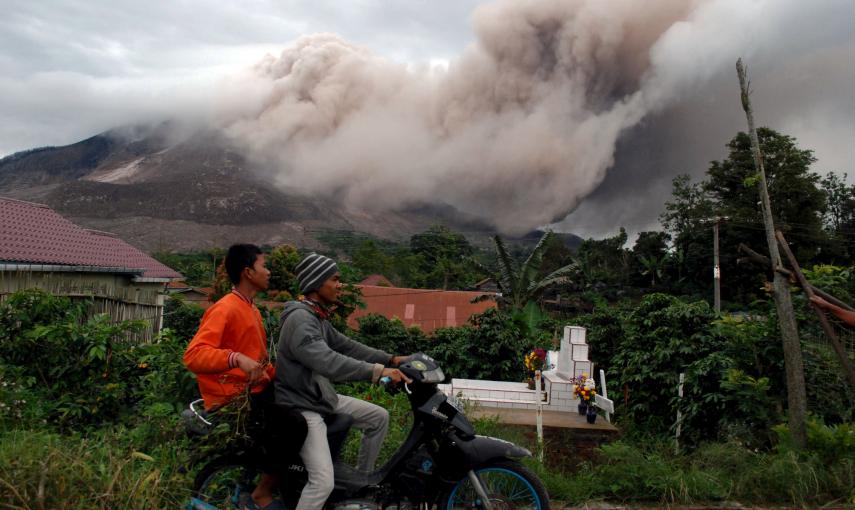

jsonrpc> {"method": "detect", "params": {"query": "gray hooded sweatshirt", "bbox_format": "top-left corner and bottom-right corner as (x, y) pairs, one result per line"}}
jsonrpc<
(275, 300), (392, 416)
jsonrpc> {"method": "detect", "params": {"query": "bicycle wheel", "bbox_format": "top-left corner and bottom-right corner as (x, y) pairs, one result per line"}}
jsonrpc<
(191, 456), (258, 510)
(443, 459), (549, 510)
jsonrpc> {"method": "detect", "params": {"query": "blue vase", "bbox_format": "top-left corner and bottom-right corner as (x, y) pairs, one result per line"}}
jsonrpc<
(586, 406), (597, 424)
(577, 402), (587, 415)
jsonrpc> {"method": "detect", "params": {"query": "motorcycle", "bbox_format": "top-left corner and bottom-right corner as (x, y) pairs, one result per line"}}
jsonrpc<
(184, 353), (549, 510)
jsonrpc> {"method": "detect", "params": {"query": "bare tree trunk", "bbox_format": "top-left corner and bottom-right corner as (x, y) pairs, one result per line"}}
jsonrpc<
(736, 59), (807, 448)
(777, 231), (855, 388)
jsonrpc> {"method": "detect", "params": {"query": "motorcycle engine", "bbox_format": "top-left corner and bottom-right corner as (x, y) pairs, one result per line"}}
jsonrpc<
(331, 500), (379, 510)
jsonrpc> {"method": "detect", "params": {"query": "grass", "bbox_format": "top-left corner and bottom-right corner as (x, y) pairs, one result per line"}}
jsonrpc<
(0, 428), (193, 510)
(526, 439), (855, 507)
(2, 386), (853, 509)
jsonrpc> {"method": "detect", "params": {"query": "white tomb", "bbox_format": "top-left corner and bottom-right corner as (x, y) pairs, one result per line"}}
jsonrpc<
(440, 325), (612, 415)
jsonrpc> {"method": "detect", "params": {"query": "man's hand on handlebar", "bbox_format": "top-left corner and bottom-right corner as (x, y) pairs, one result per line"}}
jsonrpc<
(381, 367), (412, 384)
(389, 355), (409, 367)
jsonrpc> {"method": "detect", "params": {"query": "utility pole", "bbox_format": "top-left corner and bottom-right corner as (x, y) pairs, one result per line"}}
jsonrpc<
(703, 216), (727, 313)
(712, 216), (728, 313)
(736, 59), (807, 448)
(713, 219), (720, 313)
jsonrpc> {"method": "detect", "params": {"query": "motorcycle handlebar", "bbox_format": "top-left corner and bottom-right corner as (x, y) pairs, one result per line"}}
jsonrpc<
(379, 376), (412, 395)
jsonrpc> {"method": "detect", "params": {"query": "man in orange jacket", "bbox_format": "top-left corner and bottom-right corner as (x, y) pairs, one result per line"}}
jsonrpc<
(184, 244), (306, 510)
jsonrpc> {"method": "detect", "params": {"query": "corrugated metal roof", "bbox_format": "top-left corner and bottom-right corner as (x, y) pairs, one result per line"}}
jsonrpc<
(0, 197), (181, 279)
(348, 284), (497, 334)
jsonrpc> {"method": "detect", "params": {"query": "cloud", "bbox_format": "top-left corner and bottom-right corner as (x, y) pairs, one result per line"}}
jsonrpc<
(0, 0), (482, 155)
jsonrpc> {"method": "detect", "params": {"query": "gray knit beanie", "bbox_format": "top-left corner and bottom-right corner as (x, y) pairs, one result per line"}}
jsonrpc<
(295, 253), (339, 295)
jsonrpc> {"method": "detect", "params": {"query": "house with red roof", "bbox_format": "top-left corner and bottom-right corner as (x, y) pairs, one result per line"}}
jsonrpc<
(348, 284), (497, 335)
(0, 197), (181, 340)
(166, 281), (215, 308)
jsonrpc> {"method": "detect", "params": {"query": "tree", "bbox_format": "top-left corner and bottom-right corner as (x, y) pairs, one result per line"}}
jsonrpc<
(638, 255), (666, 287)
(409, 225), (474, 265)
(706, 128), (827, 262)
(819, 172), (855, 262)
(574, 228), (631, 287)
(351, 240), (393, 279)
(489, 231), (578, 310)
(267, 244), (301, 296)
(661, 174), (716, 242)
(820, 172), (851, 234)
(631, 231), (670, 287)
(152, 249), (223, 286)
(660, 175), (719, 297)
(659, 129), (830, 303)
(409, 225), (476, 290)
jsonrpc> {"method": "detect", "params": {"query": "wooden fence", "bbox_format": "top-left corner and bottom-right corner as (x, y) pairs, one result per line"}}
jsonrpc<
(0, 270), (166, 343)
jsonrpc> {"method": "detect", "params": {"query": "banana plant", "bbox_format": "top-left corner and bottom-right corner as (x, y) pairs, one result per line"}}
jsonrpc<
(481, 231), (578, 310)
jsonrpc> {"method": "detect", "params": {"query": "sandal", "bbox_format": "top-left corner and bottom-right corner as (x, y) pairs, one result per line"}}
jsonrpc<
(242, 497), (289, 510)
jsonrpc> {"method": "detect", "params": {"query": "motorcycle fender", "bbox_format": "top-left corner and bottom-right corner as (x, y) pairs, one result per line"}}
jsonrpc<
(454, 434), (531, 464)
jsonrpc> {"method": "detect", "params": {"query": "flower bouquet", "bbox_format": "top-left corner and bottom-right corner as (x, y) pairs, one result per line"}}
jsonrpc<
(523, 348), (547, 390)
(573, 374), (598, 421)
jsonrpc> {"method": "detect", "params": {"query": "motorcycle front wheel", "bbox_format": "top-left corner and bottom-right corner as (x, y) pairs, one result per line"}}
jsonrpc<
(190, 456), (258, 510)
(443, 459), (550, 510)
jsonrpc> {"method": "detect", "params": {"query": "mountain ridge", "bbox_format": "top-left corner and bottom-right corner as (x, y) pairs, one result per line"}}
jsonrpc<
(0, 125), (582, 253)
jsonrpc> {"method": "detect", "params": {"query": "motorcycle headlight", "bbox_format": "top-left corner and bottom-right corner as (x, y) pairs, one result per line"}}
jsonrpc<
(421, 367), (445, 383)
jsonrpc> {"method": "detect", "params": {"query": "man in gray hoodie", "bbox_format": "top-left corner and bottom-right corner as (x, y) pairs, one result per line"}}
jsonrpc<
(276, 253), (410, 510)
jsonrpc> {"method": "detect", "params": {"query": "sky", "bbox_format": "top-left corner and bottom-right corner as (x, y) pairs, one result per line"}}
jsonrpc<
(2, 0), (854, 239)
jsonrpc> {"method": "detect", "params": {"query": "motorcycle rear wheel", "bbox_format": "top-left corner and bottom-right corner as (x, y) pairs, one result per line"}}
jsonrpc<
(443, 459), (549, 510)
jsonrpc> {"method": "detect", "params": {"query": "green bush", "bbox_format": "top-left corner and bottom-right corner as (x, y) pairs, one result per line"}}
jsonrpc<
(0, 289), (145, 428)
(601, 294), (734, 444)
(352, 308), (553, 382)
(431, 308), (533, 381)
(0, 289), (198, 430)
(132, 329), (200, 417)
(581, 291), (852, 448)
(350, 313), (431, 356)
(162, 296), (204, 342)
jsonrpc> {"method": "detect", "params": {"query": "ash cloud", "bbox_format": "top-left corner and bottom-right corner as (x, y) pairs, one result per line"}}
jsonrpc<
(213, 0), (855, 235)
(214, 0), (700, 234)
(555, 0), (855, 238)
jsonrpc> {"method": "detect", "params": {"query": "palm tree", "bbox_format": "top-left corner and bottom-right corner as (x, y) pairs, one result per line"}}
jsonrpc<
(487, 231), (578, 310)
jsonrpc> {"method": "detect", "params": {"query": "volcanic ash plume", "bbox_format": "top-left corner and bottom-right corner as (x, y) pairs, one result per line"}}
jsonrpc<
(217, 0), (700, 233)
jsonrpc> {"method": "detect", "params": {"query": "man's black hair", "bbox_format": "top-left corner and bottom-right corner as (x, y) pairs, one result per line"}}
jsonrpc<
(225, 244), (263, 285)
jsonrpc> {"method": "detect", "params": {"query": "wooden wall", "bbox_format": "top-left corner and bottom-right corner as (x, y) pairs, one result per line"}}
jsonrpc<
(0, 270), (166, 342)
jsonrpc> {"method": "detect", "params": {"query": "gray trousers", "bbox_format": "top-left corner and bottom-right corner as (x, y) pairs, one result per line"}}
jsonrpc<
(295, 395), (389, 510)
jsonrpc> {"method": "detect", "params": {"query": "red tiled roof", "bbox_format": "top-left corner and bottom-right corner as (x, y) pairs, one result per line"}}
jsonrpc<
(0, 197), (181, 279)
(359, 274), (394, 287)
(348, 285), (497, 335)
